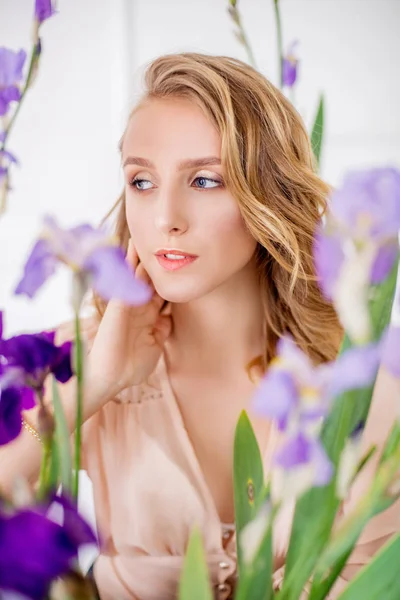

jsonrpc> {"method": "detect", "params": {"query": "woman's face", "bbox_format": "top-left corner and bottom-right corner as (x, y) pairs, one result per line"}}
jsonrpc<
(121, 97), (257, 303)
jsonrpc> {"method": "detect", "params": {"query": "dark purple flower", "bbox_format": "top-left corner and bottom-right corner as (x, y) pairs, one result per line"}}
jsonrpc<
(282, 41), (299, 88)
(0, 309), (71, 445)
(0, 493), (97, 600)
(15, 216), (152, 307)
(0, 356), (35, 445)
(313, 167), (400, 343)
(35, 0), (56, 25)
(0, 48), (26, 116)
(0, 380), (24, 445)
(0, 312), (73, 393)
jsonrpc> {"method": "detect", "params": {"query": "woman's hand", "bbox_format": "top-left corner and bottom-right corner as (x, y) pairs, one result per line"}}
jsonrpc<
(85, 239), (172, 405)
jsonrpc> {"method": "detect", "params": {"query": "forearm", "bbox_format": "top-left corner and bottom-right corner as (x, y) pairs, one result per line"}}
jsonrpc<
(0, 372), (115, 498)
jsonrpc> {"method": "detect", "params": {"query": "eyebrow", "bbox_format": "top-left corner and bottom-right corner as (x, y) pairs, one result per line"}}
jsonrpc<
(122, 156), (221, 170)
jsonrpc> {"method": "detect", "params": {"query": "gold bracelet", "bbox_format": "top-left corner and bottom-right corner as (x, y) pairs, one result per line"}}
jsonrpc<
(22, 417), (42, 443)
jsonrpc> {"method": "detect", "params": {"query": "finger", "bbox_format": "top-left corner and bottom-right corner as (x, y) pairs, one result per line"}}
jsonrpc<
(160, 300), (171, 315)
(136, 262), (154, 288)
(126, 238), (139, 271)
(151, 293), (165, 310)
(153, 314), (172, 347)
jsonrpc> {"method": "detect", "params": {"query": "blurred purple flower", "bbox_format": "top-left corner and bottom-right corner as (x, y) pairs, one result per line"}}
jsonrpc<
(275, 431), (333, 485)
(0, 148), (18, 184)
(252, 335), (381, 492)
(282, 41), (299, 88)
(35, 0), (56, 25)
(0, 311), (73, 395)
(0, 131), (5, 143)
(381, 325), (400, 377)
(0, 48), (26, 116)
(313, 168), (400, 342)
(0, 493), (96, 600)
(15, 216), (152, 307)
(254, 336), (380, 429)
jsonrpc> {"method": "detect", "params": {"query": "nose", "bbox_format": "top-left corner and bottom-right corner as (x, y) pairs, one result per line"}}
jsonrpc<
(154, 185), (189, 236)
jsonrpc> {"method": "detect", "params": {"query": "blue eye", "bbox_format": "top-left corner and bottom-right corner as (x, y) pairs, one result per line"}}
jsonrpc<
(130, 178), (153, 191)
(192, 177), (222, 189)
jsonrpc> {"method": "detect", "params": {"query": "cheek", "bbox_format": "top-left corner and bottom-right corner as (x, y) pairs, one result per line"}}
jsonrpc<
(125, 199), (148, 257)
(208, 205), (257, 260)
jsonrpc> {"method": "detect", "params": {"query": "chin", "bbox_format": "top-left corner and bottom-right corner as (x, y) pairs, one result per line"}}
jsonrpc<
(153, 278), (210, 304)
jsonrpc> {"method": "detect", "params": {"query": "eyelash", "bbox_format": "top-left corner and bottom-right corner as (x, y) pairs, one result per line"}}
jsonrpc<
(128, 176), (223, 191)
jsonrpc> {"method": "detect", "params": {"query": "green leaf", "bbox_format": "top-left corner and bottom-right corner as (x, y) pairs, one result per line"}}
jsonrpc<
(178, 527), (213, 600)
(279, 261), (398, 600)
(235, 513), (274, 600)
(51, 376), (73, 493)
(233, 411), (273, 599)
(233, 410), (265, 571)
(310, 94), (324, 169)
(48, 434), (60, 490)
(337, 534), (400, 600)
(73, 310), (84, 499)
(309, 423), (400, 599)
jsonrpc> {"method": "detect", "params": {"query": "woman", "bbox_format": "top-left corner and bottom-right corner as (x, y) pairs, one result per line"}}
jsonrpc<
(1, 53), (399, 600)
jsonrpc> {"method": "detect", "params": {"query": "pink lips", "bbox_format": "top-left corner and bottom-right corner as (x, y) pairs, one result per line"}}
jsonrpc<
(156, 250), (197, 271)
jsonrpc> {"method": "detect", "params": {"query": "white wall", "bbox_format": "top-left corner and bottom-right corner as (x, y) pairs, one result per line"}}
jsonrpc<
(0, 0), (130, 335)
(1, 0), (399, 335)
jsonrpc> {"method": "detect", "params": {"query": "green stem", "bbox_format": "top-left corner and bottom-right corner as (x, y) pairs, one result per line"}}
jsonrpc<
(239, 18), (257, 69)
(37, 389), (51, 500)
(229, 5), (257, 69)
(273, 0), (284, 89)
(1, 43), (40, 150)
(38, 437), (52, 500)
(73, 311), (83, 500)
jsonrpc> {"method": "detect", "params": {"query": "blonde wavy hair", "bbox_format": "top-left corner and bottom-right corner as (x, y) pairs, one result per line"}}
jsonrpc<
(95, 52), (343, 375)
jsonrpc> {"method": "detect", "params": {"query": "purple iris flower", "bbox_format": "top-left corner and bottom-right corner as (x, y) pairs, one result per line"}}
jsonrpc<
(0, 311), (73, 395)
(252, 335), (381, 488)
(282, 41), (299, 88)
(0, 373), (25, 446)
(15, 216), (152, 307)
(35, 0), (56, 25)
(313, 167), (400, 343)
(0, 311), (73, 445)
(0, 48), (26, 116)
(0, 493), (96, 600)
(0, 351), (38, 445)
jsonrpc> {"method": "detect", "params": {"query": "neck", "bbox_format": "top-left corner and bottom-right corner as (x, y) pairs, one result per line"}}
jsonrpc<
(165, 260), (265, 377)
